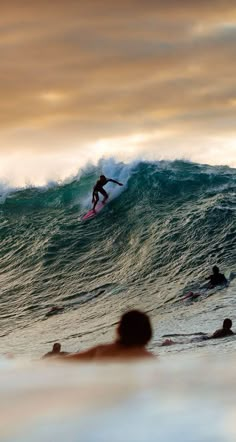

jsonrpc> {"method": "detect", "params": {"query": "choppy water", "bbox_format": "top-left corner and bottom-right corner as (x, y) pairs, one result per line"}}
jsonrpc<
(0, 159), (235, 357)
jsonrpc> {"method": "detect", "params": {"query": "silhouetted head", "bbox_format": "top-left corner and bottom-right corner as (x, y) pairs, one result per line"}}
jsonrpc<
(117, 310), (152, 347)
(223, 318), (232, 330)
(213, 265), (219, 274)
(52, 343), (61, 353)
(100, 175), (106, 183)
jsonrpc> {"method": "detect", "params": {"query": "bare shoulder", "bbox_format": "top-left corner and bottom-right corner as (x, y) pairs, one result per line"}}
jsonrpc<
(64, 344), (155, 361)
(65, 346), (99, 361)
(144, 350), (155, 358)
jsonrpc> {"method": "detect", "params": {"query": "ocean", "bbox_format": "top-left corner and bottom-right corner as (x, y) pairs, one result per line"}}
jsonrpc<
(0, 158), (235, 357)
(0, 158), (236, 441)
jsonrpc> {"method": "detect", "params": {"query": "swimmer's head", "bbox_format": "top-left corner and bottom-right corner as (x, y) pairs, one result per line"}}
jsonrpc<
(52, 343), (61, 353)
(223, 318), (232, 330)
(117, 310), (152, 347)
(213, 265), (219, 274)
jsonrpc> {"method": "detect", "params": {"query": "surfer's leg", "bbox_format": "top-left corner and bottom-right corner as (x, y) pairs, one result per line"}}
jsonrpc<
(100, 188), (108, 204)
(93, 192), (99, 211)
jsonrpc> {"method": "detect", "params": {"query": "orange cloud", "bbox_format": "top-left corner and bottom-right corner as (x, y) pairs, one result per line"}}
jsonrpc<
(0, 0), (236, 174)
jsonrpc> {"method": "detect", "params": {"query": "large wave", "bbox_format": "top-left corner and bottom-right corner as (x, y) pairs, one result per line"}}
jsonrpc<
(0, 159), (235, 350)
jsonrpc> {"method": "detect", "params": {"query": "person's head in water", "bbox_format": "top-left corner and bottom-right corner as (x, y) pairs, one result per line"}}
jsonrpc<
(213, 265), (220, 274)
(223, 318), (232, 330)
(52, 343), (61, 353)
(100, 175), (106, 183)
(117, 310), (152, 347)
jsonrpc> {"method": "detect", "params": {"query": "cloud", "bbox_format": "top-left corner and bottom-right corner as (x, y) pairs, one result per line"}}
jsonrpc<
(0, 0), (236, 181)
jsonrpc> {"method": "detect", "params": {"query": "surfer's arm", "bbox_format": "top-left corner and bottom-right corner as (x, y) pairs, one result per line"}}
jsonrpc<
(107, 179), (123, 186)
(209, 330), (221, 339)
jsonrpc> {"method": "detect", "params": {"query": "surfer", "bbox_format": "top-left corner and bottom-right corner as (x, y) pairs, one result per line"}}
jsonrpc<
(45, 306), (64, 317)
(161, 318), (234, 346)
(92, 175), (123, 211)
(209, 318), (234, 339)
(42, 343), (69, 358)
(205, 265), (227, 288)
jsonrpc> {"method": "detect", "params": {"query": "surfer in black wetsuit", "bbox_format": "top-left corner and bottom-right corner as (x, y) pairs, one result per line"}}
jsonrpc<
(209, 318), (234, 339)
(161, 318), (234, 346)
(42, 343), (69, 358)
(205, 265), (227, 288)
(92, 175), (123, 211)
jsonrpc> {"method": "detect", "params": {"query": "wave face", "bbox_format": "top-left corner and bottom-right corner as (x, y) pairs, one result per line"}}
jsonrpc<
(0, 159), (235, 355)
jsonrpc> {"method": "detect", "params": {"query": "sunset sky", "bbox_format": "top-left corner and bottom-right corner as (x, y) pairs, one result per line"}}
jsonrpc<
(1, 0), (236, 185)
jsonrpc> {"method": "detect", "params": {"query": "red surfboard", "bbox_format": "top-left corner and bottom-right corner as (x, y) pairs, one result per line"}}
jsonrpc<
(82, 201), (106, 221)
(182, 291), (201, 300)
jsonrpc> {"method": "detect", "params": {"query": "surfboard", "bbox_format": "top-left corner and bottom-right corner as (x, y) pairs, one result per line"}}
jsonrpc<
(182, 291), (201, 301)
(82, 201), (106, 221)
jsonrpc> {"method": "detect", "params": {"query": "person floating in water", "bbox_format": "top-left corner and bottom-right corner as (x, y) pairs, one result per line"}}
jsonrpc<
(209, 318), (234, 339)
(205, 265), (228, 288)
(42, 342), (69, 359)
(92, 175), (123, 211)
(64, 310), (154, 360)
(161, 318), (234, 346)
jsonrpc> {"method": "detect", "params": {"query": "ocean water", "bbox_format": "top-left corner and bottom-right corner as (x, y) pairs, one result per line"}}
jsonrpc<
(0, 158), (235, 357)
(0, 158), (236, 441)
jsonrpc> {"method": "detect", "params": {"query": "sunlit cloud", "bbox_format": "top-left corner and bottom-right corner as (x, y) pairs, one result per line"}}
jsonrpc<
(39, 91), (67, 103)
(0, 0), (236, 185)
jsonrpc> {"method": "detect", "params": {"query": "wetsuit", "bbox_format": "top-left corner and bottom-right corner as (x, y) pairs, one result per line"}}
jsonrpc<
(92, 177), (122, 210)
(211, 328), (234, 339)
(208, 273), (227, 287)
(93, 178), (109, 200)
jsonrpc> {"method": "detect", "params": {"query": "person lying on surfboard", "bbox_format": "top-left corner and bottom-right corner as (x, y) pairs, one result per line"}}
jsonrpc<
(92, 175), (123, 211)
(205, 265), (227, 288)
